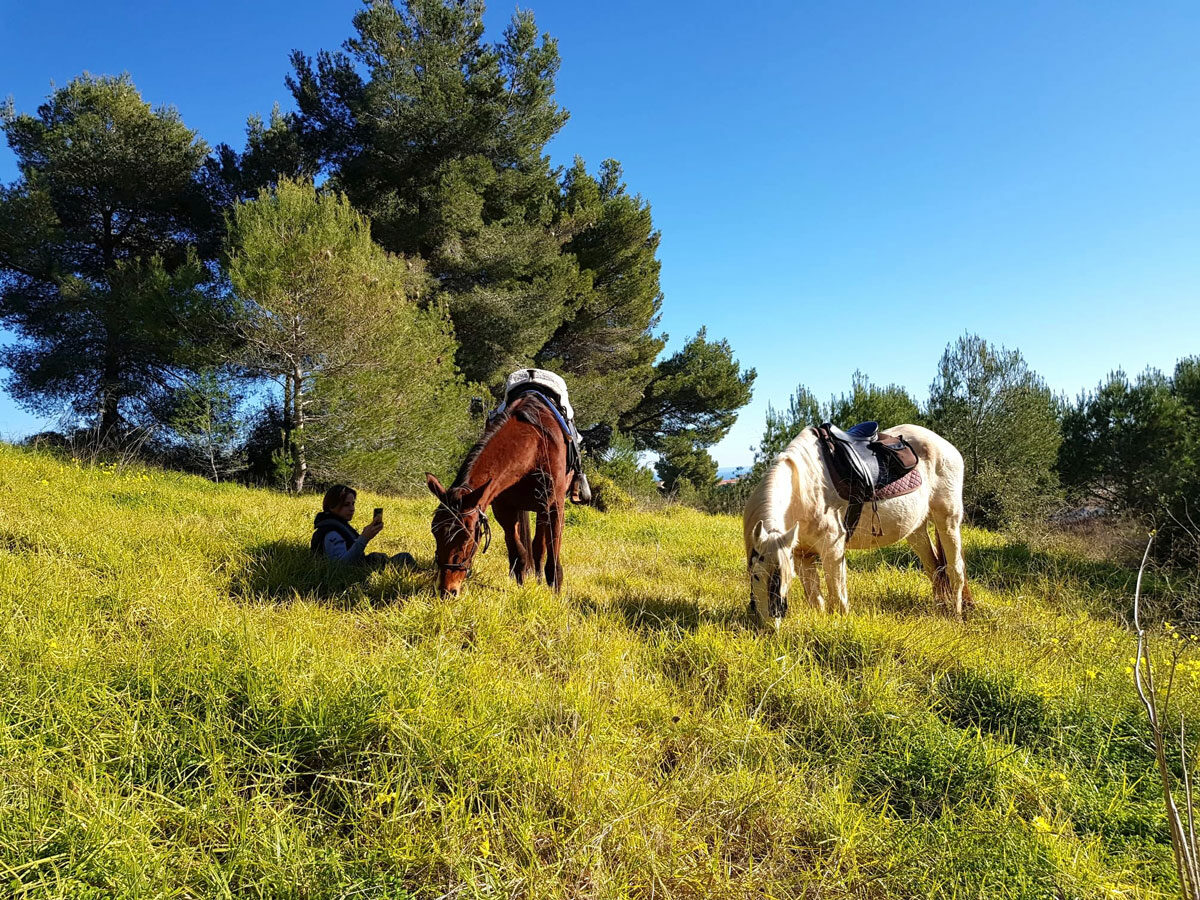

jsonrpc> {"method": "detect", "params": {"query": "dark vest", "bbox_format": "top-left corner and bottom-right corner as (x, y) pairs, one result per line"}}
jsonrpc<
(311, 512), (360, 557)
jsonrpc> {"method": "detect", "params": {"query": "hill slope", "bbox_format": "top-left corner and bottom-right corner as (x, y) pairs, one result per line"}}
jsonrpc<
(0, 445), (1191, 899)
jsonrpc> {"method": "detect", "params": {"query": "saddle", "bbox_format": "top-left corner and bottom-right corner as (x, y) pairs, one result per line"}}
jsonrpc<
(815, 422), (922, 540)
(504, 386), (582, 473)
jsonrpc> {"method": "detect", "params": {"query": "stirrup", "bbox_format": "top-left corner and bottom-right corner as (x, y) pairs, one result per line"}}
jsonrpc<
(570, 472), (592, 505)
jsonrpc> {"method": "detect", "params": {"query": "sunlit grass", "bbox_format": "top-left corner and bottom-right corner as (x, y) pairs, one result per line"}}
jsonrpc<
(0, 444), (1193, 898)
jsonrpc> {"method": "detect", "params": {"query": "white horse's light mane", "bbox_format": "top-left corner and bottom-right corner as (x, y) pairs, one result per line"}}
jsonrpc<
(743, 430), (820, 545)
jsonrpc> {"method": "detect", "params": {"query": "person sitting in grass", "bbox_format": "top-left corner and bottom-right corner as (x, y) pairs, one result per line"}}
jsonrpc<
(311, 484), (415, 570)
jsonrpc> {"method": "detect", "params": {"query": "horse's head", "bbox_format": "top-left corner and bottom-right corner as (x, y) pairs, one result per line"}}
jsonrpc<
(747, 520), (799, 629)
(426, 473), (492, 596)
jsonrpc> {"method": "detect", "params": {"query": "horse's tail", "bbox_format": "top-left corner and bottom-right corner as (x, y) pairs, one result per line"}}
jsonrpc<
(932, 529), (973, 610)
(517, 509), (532, 556)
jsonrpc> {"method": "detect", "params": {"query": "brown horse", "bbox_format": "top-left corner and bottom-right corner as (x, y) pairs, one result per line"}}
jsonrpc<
(426, 393), (573, 597)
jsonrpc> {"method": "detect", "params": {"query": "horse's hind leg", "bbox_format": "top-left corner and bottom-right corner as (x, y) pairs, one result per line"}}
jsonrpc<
(532, 510), (549, 584)
(906, 523), (943, 603)
(931, 508), (969, 618)
(547, 500), (564, 592)
(493, 503), (532, 584)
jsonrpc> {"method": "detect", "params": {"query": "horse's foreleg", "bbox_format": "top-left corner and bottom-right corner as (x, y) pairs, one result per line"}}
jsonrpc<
(796, 552), (824, 612)
(822, 546), (850, 615)
(932, 510), (969, 618)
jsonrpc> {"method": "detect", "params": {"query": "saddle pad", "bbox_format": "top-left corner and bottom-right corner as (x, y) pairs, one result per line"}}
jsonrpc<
(520, 390), (574, 443)
(874, 467), (922, 500)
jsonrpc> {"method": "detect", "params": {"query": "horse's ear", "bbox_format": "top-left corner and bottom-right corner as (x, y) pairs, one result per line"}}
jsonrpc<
(782, 524), (799, 549)
(425, 473), (447, 501)
(752, 520), (767, 545)
(461, 479), (491, 511)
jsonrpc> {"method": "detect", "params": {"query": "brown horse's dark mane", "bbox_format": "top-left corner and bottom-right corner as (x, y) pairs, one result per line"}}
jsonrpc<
(452, 392), (557, 490)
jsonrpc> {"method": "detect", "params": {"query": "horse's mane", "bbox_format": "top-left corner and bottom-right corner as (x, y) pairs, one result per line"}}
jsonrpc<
(452, 392), (558, 489)
(743, 456), (793, 545)
(743, 429), (822, 547)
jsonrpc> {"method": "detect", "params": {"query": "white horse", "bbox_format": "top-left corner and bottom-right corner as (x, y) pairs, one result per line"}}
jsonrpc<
(742, 424), (972, 627)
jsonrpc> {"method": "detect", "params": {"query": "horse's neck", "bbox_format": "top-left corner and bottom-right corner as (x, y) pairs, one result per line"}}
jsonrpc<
(457, 419), (531, 507)
(759, 456), (797, 532)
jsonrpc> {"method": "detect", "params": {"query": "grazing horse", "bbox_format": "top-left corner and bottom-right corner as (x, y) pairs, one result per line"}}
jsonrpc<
(743, 423), (972, 626)
(426, 393), (572, 597)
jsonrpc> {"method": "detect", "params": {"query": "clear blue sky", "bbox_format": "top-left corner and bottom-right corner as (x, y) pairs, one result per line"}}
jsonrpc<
(2, 0), (1198, 467)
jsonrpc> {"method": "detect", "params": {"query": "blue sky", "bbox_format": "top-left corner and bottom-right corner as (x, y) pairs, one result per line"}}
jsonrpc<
(2, 0), (1198, 467)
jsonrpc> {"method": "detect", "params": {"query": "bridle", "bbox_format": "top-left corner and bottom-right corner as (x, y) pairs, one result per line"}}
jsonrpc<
(437, 506), (491, 572)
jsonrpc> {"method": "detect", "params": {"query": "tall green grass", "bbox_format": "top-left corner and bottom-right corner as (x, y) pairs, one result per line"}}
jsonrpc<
(0, 444), (1194, 898)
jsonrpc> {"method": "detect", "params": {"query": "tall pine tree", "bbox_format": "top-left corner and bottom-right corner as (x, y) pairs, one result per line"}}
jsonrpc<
(0, 74), (226, 438)
(226, 178), (471, 493)
(286, 0), (581, 384)
(538, 158), (665, 426)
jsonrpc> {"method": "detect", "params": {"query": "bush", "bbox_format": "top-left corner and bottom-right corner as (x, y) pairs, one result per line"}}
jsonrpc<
(591, 433), (660, 504)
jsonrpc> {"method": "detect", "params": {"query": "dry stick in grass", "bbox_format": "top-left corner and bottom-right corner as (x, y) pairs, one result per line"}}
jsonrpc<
(1132, 531), (1200, 898)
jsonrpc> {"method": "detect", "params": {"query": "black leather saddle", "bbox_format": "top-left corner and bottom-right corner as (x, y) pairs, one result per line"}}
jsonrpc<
(815, 422), (920, 539)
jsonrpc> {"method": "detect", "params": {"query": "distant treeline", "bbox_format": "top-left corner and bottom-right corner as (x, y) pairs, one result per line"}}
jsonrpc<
(705, 334), (1199, 565)
(0, 0), (755, 494)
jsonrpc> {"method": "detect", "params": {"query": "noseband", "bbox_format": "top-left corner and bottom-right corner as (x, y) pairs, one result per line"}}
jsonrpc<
(439, 508), (491, 572)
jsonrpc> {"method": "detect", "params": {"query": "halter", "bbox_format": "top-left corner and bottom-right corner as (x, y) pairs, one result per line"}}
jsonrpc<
(438, 508), (491, 572)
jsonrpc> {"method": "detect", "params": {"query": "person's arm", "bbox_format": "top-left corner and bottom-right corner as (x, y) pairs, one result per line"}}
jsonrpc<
(324, 530), (370, 564)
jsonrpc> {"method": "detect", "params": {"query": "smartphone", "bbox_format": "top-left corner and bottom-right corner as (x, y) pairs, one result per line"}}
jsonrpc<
(373, 507), (384, 522)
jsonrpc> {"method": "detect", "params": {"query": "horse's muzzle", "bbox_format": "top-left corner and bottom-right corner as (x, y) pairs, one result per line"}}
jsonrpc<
(438, 568), (468, 597)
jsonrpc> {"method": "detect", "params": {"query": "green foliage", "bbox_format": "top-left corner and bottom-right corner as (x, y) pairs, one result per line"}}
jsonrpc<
(0, 444), (1197, 897)
(537, 158), (665, 427)
(1060, 367), (1194, 512)
(755, 383), (823, 473)
(226, 178), (472, 493)
(928, 333), (1062, 527)
(287, 0), (581, 385)
(241, 403), (293, 489)
(204, 104), (314, 207)
(655, 434), (718, 495)
(160, 368), (244, 481)
(0, 74), (228, 436)
(284, 1), (682, 442)
(590, 431), (659, 502)
(828, 370), (924, 431)
(1060, 362), (1200, 562)
(621, 327), (755, 453)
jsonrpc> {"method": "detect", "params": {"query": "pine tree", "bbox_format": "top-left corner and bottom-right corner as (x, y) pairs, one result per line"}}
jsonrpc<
(286, 0), (581, 384)
(0, 74), (227, 439)
(828, 371), (923, 431)
(620, 328), (756, 453)
(226, 178), (471, 492)
(928, 334), (1061, 526)
(537, 158), (665, 427)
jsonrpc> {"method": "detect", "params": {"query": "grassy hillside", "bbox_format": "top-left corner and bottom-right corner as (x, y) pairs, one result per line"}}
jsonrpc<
(0, 444), (1194, 899)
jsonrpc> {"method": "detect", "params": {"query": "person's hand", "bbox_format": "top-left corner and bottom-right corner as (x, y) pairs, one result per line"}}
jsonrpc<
(362, 520), (384, 541)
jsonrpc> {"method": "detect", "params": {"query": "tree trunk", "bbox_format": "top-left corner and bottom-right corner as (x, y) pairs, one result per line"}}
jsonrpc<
(98, 214), (120, 444)
(290, 365), (307, 493)
(99, 345), (121, 444)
